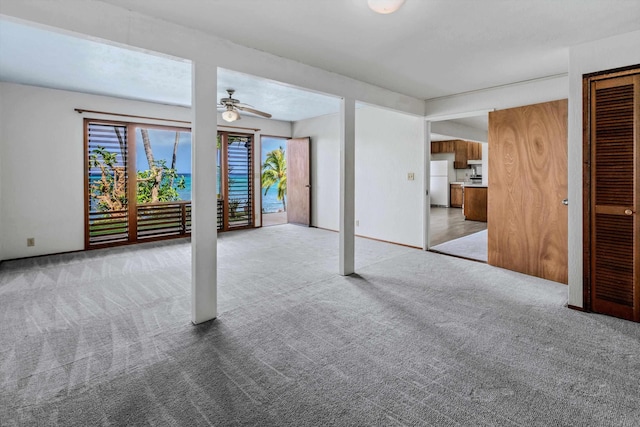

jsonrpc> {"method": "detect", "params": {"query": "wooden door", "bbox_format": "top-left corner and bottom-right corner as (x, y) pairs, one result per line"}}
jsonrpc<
(488, 100), (568, 284)
(586, 72), (639, 322)
(287, 137), (311, 226)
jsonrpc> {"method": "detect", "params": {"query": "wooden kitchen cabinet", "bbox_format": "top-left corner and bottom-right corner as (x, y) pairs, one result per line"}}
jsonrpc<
(450, 184), (463, 208)
(441, 140), (455, 152)
(432, 140), (481, 168)
(454, 140), (468, 169)
(467, 142), (482, 160)
(463, 186), (488, 222)
(431, 140), (454, 153)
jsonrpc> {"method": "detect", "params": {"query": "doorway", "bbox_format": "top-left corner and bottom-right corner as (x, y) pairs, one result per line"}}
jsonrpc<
(427, 116), (489, 262)
(217, 131), (254, 231)
(260, 136), (312, 227)
(584, 66), (639, 322)
(261, 136), (288, 226)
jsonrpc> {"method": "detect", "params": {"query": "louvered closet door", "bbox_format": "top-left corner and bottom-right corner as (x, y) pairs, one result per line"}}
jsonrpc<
(590, 74), (639, 321)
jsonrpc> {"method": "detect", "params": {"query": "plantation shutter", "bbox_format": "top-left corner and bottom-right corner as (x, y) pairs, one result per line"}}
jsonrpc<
(85, 122), (130, 247)
(226, 135), (253, 228)
(590, 74), (639, 321)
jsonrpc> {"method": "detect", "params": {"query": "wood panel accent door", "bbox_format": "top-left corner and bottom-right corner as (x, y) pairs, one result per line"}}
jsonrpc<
(287, 137), (311, 226)
(488, 99), (568, 284)
(586, 72), (639, 322)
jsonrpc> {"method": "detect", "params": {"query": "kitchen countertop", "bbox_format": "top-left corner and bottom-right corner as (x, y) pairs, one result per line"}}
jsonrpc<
(450, 181), (487, 188)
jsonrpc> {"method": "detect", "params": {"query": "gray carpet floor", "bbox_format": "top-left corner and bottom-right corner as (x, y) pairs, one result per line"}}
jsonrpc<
(1, 225), (639, 426)
(430, 230), (488, 262)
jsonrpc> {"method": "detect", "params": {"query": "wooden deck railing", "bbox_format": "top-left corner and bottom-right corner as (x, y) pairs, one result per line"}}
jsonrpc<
(88, 209), (129, 246)
(137, 201), (191, 240)
(88, 201), (191, 247)
(88, 199), (229, 248)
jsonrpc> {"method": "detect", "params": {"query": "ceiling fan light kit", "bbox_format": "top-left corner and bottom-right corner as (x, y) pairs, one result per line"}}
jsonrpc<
(367, 0), (406, 14)
(222, 108), (240, 122)
(219, 88), (272, 122)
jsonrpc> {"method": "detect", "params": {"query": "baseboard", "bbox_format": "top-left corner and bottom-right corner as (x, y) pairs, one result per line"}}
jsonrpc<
(567, 304), (587, 312)
(310, 226), (422, 250)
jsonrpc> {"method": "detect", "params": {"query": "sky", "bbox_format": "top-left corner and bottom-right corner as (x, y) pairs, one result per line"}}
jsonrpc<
(262, 136), (287, 162)
(135, 128), (192, 174)
(133, 133), (287, 175)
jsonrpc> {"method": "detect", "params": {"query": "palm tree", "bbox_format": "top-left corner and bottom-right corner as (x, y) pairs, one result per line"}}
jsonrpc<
(261, 146), (287, 212)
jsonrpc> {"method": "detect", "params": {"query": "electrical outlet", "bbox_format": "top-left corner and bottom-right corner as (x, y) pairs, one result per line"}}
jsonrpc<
(27, 237), (35, 247)
(356, 220), (360, 227)
(407, 172), (415, 181)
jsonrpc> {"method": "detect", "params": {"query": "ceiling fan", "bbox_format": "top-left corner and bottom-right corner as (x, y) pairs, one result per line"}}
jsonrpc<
(218, 89), (272, 122)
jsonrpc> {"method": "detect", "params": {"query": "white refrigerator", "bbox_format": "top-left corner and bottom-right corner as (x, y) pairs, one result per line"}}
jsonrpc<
(430, 160), (454, 206)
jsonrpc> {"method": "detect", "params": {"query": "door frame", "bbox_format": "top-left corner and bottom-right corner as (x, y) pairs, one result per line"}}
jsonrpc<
(582, 64), (640, 314)
(217, 130), (255, 231)
(259, 135), (289, 227)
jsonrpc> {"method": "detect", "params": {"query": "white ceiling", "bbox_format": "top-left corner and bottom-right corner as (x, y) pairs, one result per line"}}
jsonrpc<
(0, 19), (192, 106)
(97, 0), (640, 100)
(0, 19), (341, 122)
(2, 1), (639, 129)
(217, 69), (341, 121)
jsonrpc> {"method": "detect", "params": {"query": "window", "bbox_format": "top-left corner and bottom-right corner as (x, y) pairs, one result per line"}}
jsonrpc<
(85, 120), (192, 248)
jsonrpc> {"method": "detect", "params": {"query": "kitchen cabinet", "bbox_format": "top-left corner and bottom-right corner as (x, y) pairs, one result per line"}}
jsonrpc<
(467, 142), (482, 160)
(463, 186), (487, 222)
(454, 140), (468, 169)
(450, 184), (463, 208)
(431, 140), (482, 169)
(441, 140), (455, 152)
(431, 140), (456, 154)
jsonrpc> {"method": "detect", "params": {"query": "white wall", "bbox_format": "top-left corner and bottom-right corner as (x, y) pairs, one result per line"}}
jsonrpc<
(0, 82), (289, 260)
(0, 83), (185, 259)
(292, 114), (341, 231)
(566, 29), (640, 307)
(355, 106), (424, 247)
(0, 91), (4, 260)
(293, 106), (424, 248)
(425, 75), (568, 117)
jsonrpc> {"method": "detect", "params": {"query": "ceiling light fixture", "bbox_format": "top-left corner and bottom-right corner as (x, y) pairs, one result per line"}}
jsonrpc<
(221, 108), (240, 122)
(367, 0), (406, 14)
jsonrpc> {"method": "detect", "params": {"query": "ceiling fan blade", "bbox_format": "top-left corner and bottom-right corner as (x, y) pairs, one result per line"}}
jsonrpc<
(236, 105), (272, 119)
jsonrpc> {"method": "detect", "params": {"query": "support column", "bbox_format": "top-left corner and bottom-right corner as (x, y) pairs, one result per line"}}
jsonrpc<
(191, 61), (218, 324)
(423, 120), (431, 251)
(339, 97), (356, 276)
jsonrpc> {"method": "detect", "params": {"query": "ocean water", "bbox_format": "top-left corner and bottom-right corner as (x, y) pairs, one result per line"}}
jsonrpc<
(177, 174), (191, 201)
(179, 174), (285, 213)
(90, 173), (284, 213)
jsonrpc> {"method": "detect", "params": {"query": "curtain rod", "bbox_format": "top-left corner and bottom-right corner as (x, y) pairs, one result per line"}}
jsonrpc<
(75, 109), (261, 131)
(75, 108), (191, 124)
